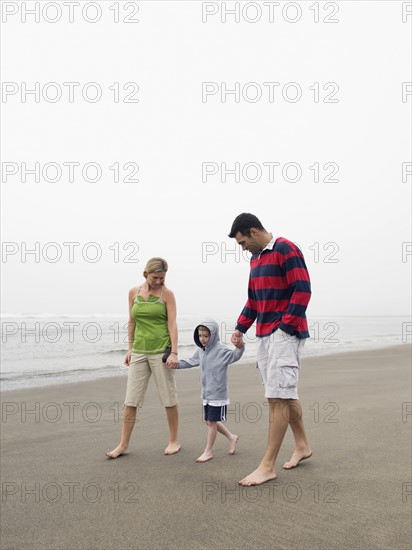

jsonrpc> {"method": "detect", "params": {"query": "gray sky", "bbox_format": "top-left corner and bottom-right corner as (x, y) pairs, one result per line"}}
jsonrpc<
(1, 1), (411, 318)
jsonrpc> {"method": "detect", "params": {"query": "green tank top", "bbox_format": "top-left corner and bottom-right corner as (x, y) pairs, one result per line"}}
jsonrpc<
(131, 287), (170, 354)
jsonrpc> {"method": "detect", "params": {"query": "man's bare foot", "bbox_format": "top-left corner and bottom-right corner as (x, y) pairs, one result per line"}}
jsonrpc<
(196, 451), (213, 462)
(239, 466), (277, 486)
(164, 442), (181, 455)
(229, 435), (239, 455)
(105, 446), (129, 459)
(283, 449), (312, 469)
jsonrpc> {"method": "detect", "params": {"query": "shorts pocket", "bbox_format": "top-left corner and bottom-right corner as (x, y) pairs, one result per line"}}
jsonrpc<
(277, 358), (299, 389)
(256, 362), (265, 385)
(277, 329), (292, 340)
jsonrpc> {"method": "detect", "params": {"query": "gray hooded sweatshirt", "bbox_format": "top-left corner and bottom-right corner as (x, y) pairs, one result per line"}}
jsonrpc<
(178, 320), (245, 402)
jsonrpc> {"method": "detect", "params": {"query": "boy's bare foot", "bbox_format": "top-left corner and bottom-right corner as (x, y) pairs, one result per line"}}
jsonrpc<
(164, 442), (181, 455)
(229, 434), (239, 455)
(196, 451), (213, 462)
(238, 466), (277, 486)
(283, 449), (312, 469)
(105, 446), (129, 459)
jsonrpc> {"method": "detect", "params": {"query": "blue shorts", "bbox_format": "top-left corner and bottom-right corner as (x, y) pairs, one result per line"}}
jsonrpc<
(203, 404), (227, 422)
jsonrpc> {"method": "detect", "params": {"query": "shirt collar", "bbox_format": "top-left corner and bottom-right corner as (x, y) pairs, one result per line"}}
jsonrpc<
(260, 234), (276, 252)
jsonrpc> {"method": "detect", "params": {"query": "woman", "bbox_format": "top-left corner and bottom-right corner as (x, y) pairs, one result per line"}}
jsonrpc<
(106, 257), (180, 458)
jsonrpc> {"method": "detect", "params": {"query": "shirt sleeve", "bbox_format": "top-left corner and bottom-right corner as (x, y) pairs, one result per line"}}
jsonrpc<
(235, 273), (257, 333)
(178, 349), (200, 369)
(278, 244), (311, 335)
(220, 344), (245, 365)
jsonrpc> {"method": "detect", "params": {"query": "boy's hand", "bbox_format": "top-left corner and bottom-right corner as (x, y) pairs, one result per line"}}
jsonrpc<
(231, 330), (244, 348)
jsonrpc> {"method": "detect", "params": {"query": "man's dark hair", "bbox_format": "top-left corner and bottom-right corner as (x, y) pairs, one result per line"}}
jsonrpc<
(228, 213), (265, 238)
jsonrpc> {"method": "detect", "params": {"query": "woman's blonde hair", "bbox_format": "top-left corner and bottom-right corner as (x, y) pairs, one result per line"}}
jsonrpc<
(143, 257), (168, 279)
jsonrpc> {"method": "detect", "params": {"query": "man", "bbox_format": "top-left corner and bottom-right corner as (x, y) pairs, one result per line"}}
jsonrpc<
(229, 212), (312, 486)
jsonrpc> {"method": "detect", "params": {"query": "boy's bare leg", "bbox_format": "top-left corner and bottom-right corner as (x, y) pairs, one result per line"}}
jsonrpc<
(239, 398), (289, 486)
(216, 422), (239, 454)
(164, 405), (181, 454)
(106, 405), (137, 458)
(282, 399), (312, 469)
(196, 421), (217, 462)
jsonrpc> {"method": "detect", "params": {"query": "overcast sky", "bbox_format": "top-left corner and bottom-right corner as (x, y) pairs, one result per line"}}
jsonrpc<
(1, 1), (411, 319)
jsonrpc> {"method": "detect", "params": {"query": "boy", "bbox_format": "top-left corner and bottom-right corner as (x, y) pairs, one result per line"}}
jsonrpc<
(176, 320), (244, 462)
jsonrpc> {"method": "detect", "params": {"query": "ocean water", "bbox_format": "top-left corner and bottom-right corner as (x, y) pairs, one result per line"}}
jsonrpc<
(0, 314), (410, 392)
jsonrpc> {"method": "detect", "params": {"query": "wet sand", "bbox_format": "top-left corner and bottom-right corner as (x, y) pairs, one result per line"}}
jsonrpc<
(1, 344), (411, 549)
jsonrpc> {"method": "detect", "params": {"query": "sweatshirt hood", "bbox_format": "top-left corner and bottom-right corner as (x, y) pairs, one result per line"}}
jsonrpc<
(193, 319), (220, 349)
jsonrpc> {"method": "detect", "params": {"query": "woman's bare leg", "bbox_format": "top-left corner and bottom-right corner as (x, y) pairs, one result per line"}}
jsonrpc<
(106, 405), (137, 458)
(164, 405), (181, 454)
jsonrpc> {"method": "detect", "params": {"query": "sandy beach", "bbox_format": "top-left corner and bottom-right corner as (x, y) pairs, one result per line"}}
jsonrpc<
(1, 344), (411, 550)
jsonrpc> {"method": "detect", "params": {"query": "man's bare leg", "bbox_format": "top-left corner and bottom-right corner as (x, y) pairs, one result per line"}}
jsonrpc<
(216, 422), (239, 454)
(283, 399), (312, 469)
(164, 404), (181, 454)
(106, 405), (137, 458)
(239, 398), (289, 486)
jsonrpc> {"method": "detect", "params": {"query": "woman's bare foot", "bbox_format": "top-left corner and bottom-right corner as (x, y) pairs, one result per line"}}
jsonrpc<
(238, 466), (277, 486)
(196, 451), (213, 462)
(105, 446), (129, 459)
(164, 442), (181, 455)
(229, 435), (239, 455)
(283, 449), (312, 469)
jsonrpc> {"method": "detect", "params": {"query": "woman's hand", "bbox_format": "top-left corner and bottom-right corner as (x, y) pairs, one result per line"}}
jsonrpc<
(166, 353), (178, 369)
(124, 351), (132, 366)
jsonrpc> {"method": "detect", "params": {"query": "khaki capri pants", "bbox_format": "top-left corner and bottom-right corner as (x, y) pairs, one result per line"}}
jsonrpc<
(124, 353), (178, 408)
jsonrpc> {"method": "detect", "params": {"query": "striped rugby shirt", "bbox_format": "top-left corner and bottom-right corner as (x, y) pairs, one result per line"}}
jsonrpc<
(236, 236), (311, 339)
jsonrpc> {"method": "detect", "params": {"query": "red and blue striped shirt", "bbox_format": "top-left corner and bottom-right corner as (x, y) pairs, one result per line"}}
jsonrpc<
(236, 237), (311, 339)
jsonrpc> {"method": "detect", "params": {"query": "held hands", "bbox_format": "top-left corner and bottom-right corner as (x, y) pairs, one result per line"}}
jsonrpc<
(166, 353), (178, 369)
(124, 350), (178, 368)
(231, 330), (244, 349)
